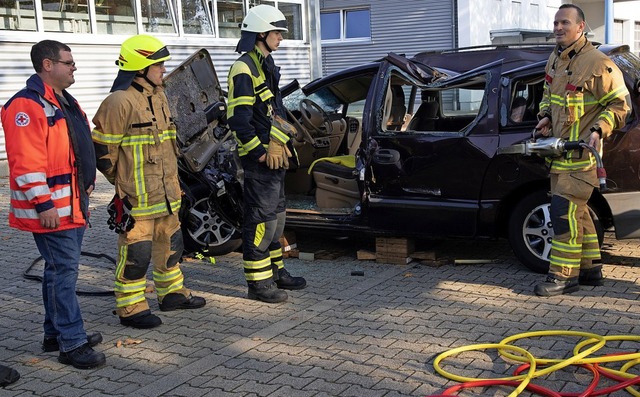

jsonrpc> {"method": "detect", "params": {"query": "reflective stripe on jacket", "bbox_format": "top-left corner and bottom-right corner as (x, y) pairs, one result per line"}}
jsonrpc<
(1, 74), (87, 232)
(538, 36), (630, 173)
(92, 80), (181, 220)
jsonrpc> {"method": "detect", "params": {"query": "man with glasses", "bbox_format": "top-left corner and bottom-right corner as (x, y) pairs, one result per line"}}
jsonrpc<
(92, 34), (206, 329)
(1, 40), (106, 369)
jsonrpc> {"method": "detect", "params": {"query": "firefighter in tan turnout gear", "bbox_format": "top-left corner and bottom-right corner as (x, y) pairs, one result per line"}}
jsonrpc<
(534, 4), (630, 296)
(227, 4), (307, 303)
(92, 35), (206, 328)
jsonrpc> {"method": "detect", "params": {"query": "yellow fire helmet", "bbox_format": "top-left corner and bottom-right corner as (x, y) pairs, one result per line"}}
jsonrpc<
(116, 34), (171, 71)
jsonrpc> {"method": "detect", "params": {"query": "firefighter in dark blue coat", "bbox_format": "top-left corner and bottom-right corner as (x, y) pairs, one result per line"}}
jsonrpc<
(227, 5), (307, 303)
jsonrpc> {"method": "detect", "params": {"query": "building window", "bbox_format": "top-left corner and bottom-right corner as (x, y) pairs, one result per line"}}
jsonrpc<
(96, 0), (136, 35)
(217, 0), (302, 40)
(614, 19), (623, 45)
(0, 0), (302, 38)
(0, 0), (36, 31)
(42, 0), (91, 33)
(142, 0), (177, 33)
(182, 0), (214, 35)
(321, 8), (370, 42)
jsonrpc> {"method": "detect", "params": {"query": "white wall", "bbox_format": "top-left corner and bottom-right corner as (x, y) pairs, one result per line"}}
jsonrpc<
(457, 0), (562, 47)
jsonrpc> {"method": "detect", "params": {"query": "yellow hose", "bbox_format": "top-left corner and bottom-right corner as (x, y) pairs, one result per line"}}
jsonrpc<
(432, 330), (640, 397)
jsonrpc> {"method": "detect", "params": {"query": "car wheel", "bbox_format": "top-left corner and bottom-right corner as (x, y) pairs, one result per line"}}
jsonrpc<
(508, 191), (604, 274)
(182, 184), (242, 256)
(508, 191), (553, 274)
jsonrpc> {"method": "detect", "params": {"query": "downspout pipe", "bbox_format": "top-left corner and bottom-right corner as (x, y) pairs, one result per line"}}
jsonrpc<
(604, 0), (613, 44)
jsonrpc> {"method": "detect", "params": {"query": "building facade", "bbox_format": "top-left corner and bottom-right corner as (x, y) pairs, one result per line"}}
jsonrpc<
(0, 0), (319, 173)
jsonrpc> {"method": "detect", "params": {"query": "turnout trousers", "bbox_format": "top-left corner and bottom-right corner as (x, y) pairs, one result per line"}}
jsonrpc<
(114, 213), (190, 317)
(548, 171), (601, 279)
(240, 159), (287, 283)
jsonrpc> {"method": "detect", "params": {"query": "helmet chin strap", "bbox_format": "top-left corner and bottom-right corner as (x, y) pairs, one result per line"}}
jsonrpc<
(257, 32), (274, 53)
(136, 68), (156, 87)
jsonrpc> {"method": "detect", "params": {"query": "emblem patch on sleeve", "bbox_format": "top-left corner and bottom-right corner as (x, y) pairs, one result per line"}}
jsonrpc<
(15, 112), (30, 127)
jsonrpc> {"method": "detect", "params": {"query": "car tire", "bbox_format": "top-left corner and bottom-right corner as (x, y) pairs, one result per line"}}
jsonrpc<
(508, 190), (604, 274)
(181, 183), (242, 256)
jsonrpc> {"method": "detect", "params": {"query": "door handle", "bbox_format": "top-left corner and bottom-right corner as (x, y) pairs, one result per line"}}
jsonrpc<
(373, 149), (400, 164)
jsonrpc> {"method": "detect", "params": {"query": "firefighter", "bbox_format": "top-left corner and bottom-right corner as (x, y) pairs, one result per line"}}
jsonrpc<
(92, 35), (206, 328)
(534, 4), (630, 296)
(227, 4), (307, 303)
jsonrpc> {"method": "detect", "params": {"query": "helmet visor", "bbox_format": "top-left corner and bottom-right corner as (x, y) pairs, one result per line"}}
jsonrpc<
(148, 46), (170, 60)
(272, 19), (288, 31)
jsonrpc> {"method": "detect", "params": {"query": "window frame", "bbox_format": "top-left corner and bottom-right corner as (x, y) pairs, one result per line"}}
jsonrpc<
(320, 7), (371, 44)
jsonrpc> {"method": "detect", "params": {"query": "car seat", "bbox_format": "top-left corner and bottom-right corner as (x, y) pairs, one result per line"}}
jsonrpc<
(307, 155), (359, 208)
(407, 100), (439, 131)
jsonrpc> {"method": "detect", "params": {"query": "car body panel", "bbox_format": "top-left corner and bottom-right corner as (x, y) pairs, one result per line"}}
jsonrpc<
(164, 45), (640, 269)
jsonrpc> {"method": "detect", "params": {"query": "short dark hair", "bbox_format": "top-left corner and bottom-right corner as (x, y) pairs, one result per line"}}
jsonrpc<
(559, 4), (585, 23)
(30, 40), (71, 73)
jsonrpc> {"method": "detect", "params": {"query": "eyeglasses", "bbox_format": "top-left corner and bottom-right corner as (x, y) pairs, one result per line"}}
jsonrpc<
(50, 59), (76, 67)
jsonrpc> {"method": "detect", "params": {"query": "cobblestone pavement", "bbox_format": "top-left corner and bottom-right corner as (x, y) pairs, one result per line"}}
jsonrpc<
(1, 174), (639, 396)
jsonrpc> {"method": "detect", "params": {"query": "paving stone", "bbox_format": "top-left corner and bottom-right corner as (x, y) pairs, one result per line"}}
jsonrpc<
(2, 174), (640, 396)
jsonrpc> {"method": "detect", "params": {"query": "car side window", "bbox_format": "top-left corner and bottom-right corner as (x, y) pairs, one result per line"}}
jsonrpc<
(508, 79), (544, 124)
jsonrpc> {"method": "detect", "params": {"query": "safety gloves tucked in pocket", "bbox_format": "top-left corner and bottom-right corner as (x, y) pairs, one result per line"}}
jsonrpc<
(107, 194), (135, 234)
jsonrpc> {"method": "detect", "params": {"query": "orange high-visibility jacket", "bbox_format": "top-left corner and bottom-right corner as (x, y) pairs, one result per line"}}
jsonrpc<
(1, 74), (88, 232)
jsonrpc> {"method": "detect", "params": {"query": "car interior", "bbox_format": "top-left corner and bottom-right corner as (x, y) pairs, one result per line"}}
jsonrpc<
(283, 75), (374, 214)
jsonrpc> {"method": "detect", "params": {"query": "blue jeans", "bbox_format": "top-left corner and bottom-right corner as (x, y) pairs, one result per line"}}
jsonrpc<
(33, 227), (88, 353)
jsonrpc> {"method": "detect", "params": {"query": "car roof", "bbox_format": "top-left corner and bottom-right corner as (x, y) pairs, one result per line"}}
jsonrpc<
(413, 44), (554, 74)
(301, 43), (635, 98)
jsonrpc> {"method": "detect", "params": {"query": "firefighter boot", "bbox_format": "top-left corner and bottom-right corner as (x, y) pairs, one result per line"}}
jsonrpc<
(274, 267), (307, 290)
(119, 309), (162, 329)
(579, 267), (604, 286)
(534, 275), (579, 297)
(159, 293), (206, 312)
(248, 278), (288, 303)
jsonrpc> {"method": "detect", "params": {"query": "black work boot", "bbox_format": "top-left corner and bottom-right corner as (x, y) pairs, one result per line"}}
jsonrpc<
(248, 279), (288, 303)
(119, 309), (162, 329)
(42, 332), (103, 352)
(58, 343), (106, 369)
(159, 293), (206, 312)
(0, 364), (20, 387)
(274, 268), (307, 290)
(579, 267), (604, 286)
(534, 275), (579, 296)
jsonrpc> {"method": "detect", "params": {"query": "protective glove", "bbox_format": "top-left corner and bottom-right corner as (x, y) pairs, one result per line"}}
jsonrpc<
(282, 143), (292, 169)
(266, 139), (286, 169)
(107, 194), (135, 234)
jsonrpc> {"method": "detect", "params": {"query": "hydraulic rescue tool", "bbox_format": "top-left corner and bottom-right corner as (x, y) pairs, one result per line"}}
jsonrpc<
(497, 133), (607, 191)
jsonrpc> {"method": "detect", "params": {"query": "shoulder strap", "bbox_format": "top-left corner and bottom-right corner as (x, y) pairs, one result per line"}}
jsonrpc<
(239, 52), (260, 78)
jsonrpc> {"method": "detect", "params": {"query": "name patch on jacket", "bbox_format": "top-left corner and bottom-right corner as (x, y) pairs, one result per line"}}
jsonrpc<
(15, 112), (30, 127)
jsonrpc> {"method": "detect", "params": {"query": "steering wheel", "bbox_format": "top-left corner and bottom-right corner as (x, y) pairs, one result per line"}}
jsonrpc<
(299, 99), (334, 136)
(285, 108), (315, 145)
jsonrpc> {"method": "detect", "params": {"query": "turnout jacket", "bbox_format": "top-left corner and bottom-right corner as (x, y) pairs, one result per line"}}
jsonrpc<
(538, 35), (630, 173)
(1, 74), (94, 233)
(92, 79), (181, 220)
(227, 47), (290, 162)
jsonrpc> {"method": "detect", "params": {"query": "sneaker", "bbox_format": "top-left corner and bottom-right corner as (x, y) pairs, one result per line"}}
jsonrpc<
(42, 332), (103, 352)
(534, 275), (579, 297)
(158, 293), (206, 312)
(58, 343), (106, 369)
(119, 309), (162, 329)
(275, 268), (307, 290)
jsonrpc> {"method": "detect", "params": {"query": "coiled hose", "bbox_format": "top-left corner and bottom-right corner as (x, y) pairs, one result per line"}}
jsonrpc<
(428, 330), (640, 396)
